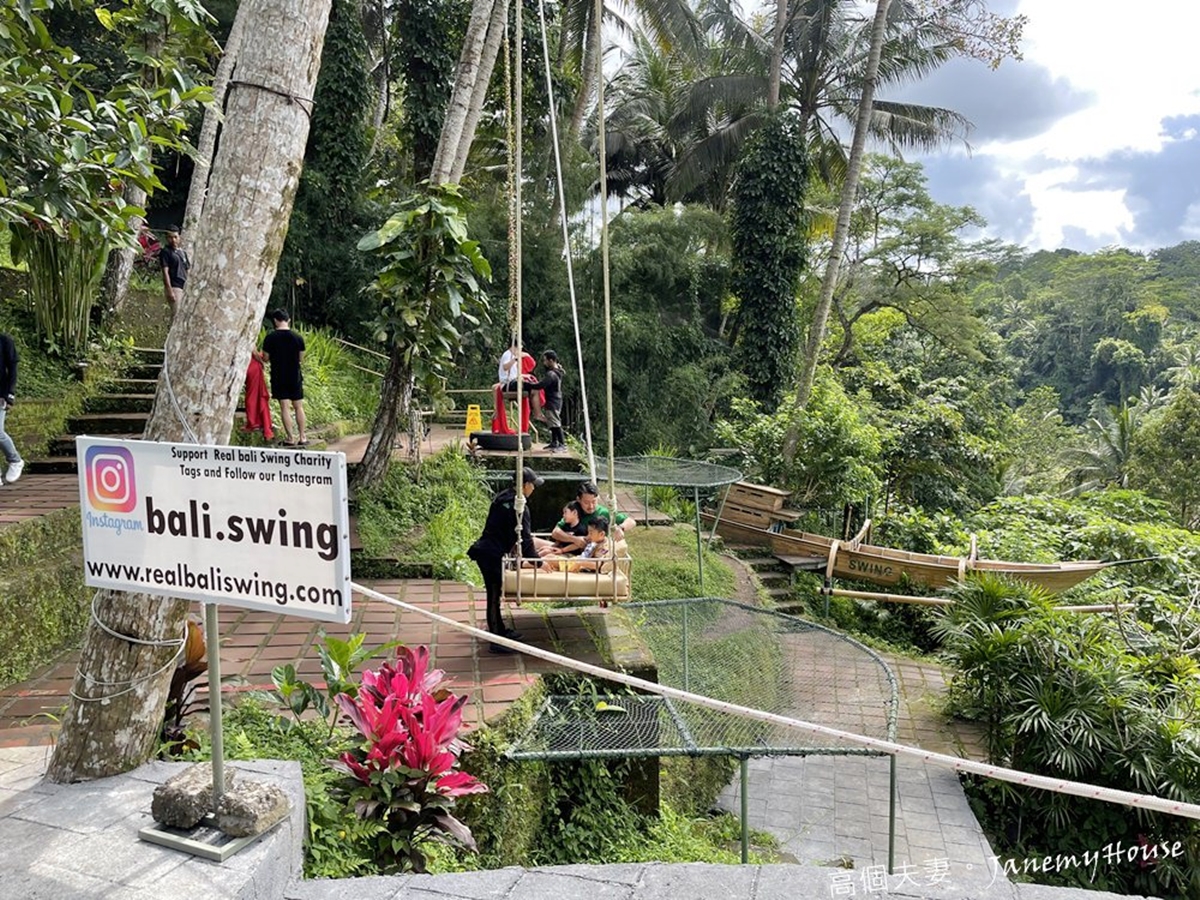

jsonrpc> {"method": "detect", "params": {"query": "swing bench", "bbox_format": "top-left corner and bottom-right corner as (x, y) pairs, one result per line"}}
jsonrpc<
(502, 540), (633, 603)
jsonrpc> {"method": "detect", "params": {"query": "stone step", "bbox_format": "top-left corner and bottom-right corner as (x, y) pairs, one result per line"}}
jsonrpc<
(64, 412), (149, 436)
(24, 456), (81, 474)
(49, 432), (142, 457)
(739, 557), (781, 568)
(105, 377), (158, 395)
(123, 362), (163, 381)
(764, 586), (793, 600)
(82, 393), (154, 414)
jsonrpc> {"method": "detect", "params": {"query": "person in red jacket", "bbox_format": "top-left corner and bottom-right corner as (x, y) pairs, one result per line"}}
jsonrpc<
(243, 350), (274, 441)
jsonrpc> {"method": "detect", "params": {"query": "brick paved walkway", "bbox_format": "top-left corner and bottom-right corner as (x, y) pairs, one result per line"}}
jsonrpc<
(0, 473), (79, 528)
(0, 579), (609, 748)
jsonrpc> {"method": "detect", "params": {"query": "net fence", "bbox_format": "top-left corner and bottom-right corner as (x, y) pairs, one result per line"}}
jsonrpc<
(508, 598), (897, 761)
(595, 456), (743, 489)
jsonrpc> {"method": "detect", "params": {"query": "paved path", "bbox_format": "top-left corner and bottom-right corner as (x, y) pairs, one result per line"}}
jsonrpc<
(716, 617), (994, 880)
(0, 578), (607, 747)
(0, 473), (78, 528)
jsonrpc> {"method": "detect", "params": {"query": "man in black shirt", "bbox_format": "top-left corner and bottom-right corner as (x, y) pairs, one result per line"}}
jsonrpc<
(528, 350), (565, 451)
(468, 467), (548, 653)
(158, 225), (190, 316)
(261, 309), (307, 445)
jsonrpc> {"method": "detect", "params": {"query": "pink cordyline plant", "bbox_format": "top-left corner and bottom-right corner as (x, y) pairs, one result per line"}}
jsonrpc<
(329, 646), (488, 872)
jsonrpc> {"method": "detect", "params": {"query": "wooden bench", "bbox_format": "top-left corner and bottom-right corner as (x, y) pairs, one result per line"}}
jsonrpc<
(715, 481), (804, 531)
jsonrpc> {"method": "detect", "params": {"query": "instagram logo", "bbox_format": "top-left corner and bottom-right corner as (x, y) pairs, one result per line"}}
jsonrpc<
(86, 446), (137, 513)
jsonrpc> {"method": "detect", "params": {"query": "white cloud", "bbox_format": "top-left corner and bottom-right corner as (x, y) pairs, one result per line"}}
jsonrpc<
(978, 0), (1200, 248)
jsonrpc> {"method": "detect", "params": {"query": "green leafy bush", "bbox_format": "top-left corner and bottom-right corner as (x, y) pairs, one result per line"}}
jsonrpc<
(936, 574), (1200, 897)
(715, 373), (882, 510)
(0, 509), (91, 689)
(354, 449), (491, 579)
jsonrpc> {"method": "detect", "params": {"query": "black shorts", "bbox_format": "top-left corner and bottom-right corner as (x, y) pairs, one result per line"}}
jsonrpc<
(271, 373), (304, 401)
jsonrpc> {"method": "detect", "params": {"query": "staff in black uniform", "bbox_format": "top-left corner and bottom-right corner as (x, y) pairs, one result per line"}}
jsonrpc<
(468, 467), (548, 653)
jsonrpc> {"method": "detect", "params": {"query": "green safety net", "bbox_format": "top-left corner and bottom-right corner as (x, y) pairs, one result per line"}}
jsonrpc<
(507, 598), (897, 761)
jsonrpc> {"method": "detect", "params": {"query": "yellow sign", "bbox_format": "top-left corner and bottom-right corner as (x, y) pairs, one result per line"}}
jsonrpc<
(464, 404), (483, 435)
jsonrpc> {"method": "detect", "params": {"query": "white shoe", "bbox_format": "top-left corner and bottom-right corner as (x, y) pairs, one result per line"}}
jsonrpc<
(5, 460), (23, 483)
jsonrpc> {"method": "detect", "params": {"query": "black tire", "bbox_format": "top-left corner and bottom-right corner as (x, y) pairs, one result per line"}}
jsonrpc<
(470, 431), (532, 451)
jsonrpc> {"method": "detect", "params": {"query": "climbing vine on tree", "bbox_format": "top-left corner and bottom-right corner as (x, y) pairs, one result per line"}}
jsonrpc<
(729, 111), (809, 411)
(273, 0), (374, 329)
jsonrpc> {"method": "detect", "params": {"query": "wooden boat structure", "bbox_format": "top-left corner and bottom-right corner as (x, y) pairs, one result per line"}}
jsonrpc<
(702, 515), (1145, 597)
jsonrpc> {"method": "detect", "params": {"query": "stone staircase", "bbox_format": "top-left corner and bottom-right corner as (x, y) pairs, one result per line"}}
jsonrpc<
(29, 347), (162, 474)
(741, 554), (795, 602)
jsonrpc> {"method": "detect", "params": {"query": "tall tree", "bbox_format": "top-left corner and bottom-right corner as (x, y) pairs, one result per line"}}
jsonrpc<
(668, 0), (1022, 200)
(728, 111), (808, 410)
(355, 0), (507, 487)
(97, 0), (214, 317)
(561, 0), (701, 147)
(784, 0), (892, 462)
(183, 2), (247, 233)
(48, 0), (333, 783)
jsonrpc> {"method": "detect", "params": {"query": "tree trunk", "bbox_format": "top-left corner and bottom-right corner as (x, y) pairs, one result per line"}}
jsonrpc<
(782, 0), (891, 464)
(98, 183), (147, 319)
(357, 0), (499, 488)
(352, 348), (413, 487)
(100, 24), (166, 317)
(566, 6), (599, 147)
(48, 0), (332, 783)
(431, 0), (495, 184)
(182, 1), (248, 234)
(768, 0), (787, 108)
(449, 0), (509, 182)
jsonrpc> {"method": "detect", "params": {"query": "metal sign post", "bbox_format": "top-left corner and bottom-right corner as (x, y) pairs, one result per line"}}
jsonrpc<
(205, 601), (225, 808)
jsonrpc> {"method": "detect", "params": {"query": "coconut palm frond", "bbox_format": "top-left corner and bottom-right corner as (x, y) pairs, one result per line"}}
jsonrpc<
(869, 99), (973, 151)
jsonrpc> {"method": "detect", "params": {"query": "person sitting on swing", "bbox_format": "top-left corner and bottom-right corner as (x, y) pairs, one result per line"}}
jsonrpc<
(551, 481), (636, 552)
(494, 342), (543, 423)
(567, 516), (614, 573)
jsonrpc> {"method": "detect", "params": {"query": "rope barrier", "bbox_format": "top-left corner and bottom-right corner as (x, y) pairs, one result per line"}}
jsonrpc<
(349, 579), (1200, 822)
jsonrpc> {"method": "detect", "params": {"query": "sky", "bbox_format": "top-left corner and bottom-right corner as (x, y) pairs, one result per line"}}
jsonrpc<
(896, 0), (1200, 253)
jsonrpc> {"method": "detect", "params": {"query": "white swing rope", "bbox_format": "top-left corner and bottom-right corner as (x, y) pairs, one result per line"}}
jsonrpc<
(502, 6), (529, 607)
(592, 0), (622, 597)
(537, 0), (597, 483)
(351, 579), (1200, 823)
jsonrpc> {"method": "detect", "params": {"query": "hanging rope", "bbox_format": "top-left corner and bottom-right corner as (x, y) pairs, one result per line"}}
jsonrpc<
(537, 0), (597, 483)
(502, 9), (527, 607)
(591, 0), (621, 597)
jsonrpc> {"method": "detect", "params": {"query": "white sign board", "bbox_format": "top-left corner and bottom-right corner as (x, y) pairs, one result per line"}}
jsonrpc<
(77, 437), (351, 624)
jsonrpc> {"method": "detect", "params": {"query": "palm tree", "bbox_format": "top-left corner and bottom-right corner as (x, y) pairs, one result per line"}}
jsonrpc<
(1166, 343), (1200, 391)
(560, 0), (703, 145)
(602, 27), (749, 209)
(1061, 399), (1142, 495)
(665, 0), (971, 200)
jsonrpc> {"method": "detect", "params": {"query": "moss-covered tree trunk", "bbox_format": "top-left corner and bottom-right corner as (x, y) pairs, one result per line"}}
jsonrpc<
(352, 346), (414, 488)
(47, 0), (333, 783)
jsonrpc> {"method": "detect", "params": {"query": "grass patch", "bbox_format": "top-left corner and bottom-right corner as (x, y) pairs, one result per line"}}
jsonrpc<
(354, 450), (491, 580)
(626, 524), (736, 601)
(0, 509), (90, 689)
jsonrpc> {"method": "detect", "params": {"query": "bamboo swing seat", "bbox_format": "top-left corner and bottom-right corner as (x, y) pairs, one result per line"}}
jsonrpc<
(503, 540), (632, 602)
